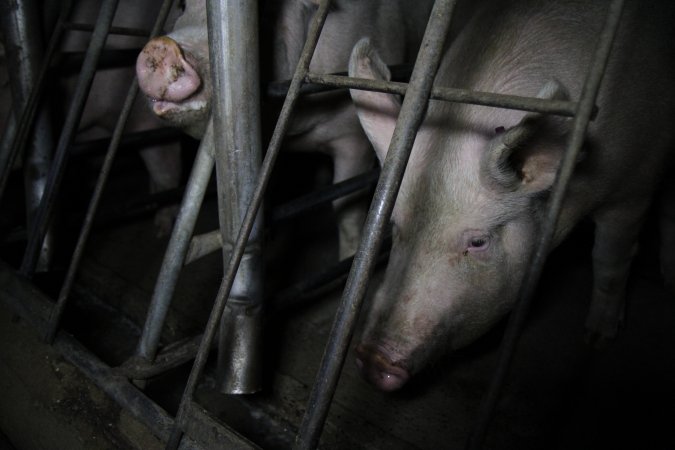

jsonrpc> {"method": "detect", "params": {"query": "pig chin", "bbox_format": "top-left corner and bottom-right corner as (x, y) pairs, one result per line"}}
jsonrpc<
(152, 99), (210, 139)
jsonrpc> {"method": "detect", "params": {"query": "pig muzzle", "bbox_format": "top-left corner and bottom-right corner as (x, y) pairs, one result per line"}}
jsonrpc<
(136, 36), (201, 104)
(355, 343), (410, 391)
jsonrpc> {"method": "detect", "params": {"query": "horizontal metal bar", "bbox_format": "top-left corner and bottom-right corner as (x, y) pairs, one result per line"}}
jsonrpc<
(307, 72), (587, 118)
(265, 64), (413, 98)
(68, 127), (183, 158)
(64, 22), (150, 37)
(116, 334), (205, 380)
(54, 48), (143, 73)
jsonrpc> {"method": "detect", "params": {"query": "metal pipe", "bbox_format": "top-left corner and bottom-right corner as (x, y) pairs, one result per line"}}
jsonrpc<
(306, 73), (584, 118)
(207, 0), (264, 395)
(0, 0), (57, 272)
(68, 127), (183, 158)
(271, 168), (379, 223)
(165, 1), (334, 448)
(45, 0), (177, 344)
(294, 1), (457, 448)
(135, 123), (215, 362)
(19, 0), (120, 277)
(466, 1), (626, 448)
(64, 22), (150, 37)
(0, 112), (17, 179)
(0, 1), (72, 203)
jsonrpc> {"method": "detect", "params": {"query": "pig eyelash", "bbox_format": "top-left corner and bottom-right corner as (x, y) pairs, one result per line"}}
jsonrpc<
(462, 235), (490, 256)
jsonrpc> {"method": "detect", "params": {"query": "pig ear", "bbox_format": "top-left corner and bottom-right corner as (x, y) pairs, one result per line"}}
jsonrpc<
(482, 80), (572, 194)
(348, 38), (402, 163)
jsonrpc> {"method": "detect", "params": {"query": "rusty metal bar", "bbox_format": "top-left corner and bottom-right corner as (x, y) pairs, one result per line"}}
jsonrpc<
(19, 0), (120, 277)
(165, 1), (334, 448)
(466, 1), (626, 448)
(293, 0), (457, 448)
(45, 0), (177, 344)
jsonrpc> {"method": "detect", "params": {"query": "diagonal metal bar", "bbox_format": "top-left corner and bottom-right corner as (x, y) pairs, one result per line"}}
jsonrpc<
(134, 122), (215, 362)
(165, 1), (335, 448)
(19, 0), (120, 277)
(466, 1), (627, 448)
(45, 0), (177, 344)
(293, 0), (458, 448)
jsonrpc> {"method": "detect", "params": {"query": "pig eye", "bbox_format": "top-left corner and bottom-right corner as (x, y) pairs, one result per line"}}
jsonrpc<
(463, 233), (490, 255)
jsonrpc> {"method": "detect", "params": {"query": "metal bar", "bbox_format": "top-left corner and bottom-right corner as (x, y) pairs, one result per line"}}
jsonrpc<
(0, 1), (72, 203)
(45, 0), (177, 344)
(307, 73), (583, 118)
(68, 127), (183, 158)
(271, 168), (379, 223)
(64, 22), (150, 37)
(55, 49), (144, 73)
(0, 104), (17, 182)
(265, 64), (413, 98)
(466, 1), (626, 448)
(135, 123), (215, 362)
(0, 0), (57, 272)
(19, 0), (120, 277)
(293, 1), (457, 448)
(165, 1), (334, 448)
(208, 0), (264, 395)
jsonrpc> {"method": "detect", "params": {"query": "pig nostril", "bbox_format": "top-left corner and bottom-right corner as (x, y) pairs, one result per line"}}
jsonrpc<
(355, 343), (410, 391)
(136, 36), (201, 103)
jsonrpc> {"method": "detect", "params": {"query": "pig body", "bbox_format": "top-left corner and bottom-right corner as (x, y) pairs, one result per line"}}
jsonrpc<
(349, 0), (675, 390)
(60, 0), (182, 236)
(135, 0), (434, 259)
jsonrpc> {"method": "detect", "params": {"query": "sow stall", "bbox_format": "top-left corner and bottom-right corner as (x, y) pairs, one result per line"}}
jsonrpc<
(0, 0), (673, 449)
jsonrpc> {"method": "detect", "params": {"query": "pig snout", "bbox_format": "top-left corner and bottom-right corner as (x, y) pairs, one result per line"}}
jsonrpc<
(136, 36), (201, 103)
(355, 343), (410, 391)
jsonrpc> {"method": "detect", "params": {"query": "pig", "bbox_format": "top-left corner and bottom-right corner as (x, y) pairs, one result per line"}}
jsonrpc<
(60, 0), (183, 237)
(348, 0), (675, 391)
(135, 0), (434, 259)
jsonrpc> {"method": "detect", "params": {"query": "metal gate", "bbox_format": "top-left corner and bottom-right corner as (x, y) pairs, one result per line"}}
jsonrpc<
(0, 0), (628, 448)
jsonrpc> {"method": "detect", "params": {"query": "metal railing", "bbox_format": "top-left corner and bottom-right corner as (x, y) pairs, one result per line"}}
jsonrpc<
(0, 0), (627, 447)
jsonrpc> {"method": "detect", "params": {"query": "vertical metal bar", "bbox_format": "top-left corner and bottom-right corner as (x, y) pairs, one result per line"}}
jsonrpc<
(45, 0), (178, 344)
(19, 0), (120, 277)
(134, 123), (215, 360)
(0, 0), (56, 271)
(207, 0), (264, 394)
(466, 1), (626, 448)
(293, 1), (457, 448)
(165, 2), (334, 448)
(0, 0), (72, 203)
(0, 112), (17, 178)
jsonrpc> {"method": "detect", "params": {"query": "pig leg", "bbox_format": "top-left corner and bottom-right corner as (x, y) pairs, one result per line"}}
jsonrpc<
(586, 203), (648, 346)
(330, 134), (374, 260)
(659, 175), (675, 294)
(139, 143), (182, 237)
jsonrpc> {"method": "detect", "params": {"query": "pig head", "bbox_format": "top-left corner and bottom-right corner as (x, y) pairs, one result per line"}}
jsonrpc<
(135, 0), (434, 259)
(349, 0), (675, 391)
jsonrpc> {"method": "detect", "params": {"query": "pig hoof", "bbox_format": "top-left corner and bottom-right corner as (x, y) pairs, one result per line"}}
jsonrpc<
(355, 344), (410, 391)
